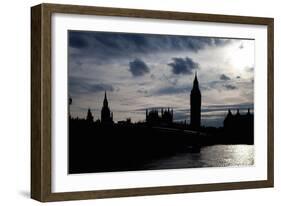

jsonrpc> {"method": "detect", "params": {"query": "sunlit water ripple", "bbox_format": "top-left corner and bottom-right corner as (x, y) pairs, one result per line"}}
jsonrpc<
(142, 145), (254, 170)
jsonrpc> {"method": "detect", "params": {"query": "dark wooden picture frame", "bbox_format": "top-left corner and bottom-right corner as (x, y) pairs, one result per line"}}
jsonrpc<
(31, 3), (274, 202)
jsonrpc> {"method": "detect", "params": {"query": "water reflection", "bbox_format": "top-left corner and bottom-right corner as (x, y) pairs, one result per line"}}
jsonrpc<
(142, 145), (254, 170)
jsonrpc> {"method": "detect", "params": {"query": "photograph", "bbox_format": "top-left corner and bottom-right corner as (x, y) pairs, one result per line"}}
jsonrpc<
(68, 30), (254, 174)
(30, 3), (273, 201)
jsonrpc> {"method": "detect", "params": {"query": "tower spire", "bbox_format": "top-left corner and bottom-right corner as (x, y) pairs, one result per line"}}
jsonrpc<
(192, 70), (199, 90)
(101, 90), (113, 124)
(103, 90), (108, 107)
(190, 70), (201, 130)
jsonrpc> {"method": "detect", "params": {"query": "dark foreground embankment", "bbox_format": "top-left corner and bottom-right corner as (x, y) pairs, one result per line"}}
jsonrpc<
(69, 121), (253, 173)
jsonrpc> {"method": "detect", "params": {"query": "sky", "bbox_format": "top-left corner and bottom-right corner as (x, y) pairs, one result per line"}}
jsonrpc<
(68, 30), (254, 127)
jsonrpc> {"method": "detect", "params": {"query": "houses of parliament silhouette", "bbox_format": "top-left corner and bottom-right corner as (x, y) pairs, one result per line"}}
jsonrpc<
(71, 71), (253, 133)
(69, 71), (254, 173)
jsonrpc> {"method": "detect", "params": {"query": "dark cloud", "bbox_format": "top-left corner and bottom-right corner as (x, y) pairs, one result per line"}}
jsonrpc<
(223, 84), (237, 90)
(220, 74), (231, 81)
(68, 31), (232, 64)
(168, 57), (199, 75)
(69, 76), (114, 95)
(69, 32), (88, 49)
(129, 58), (150, 77)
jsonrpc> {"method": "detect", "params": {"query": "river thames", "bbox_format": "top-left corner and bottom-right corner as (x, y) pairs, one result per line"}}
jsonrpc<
(141, 145), (254, 170)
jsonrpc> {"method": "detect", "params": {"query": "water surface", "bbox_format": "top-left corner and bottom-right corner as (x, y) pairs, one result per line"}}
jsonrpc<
(141, 145), (254, 170)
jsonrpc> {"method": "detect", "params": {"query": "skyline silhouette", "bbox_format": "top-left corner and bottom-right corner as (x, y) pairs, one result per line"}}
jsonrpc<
(69, 72), (253, 129)
(68, 71), (254, 173)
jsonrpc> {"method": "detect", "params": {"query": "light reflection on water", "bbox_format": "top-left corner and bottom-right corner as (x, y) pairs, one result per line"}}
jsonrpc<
(142, 145), (254, 170)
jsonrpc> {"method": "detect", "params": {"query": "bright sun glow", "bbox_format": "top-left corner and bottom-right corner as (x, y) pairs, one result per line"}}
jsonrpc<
(226, 40), (255, 75)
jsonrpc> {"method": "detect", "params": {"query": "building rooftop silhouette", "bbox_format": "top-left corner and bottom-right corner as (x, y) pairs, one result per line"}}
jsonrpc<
(223, 108), (254, 143)
(146, 108), (173, 125)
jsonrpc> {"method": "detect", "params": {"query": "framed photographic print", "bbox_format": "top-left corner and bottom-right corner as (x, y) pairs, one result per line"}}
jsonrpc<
(31, 3), (274, 202)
